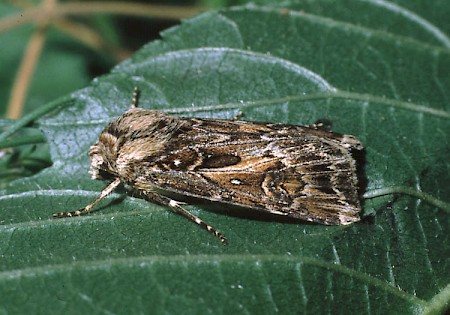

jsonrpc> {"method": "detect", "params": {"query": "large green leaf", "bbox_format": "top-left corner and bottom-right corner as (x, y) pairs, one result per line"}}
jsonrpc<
(1, 3), (449, 314)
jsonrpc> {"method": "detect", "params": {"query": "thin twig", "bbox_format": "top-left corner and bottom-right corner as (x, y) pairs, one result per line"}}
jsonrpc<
(5, 0), (56, 119)
(0, 1), (203, 33)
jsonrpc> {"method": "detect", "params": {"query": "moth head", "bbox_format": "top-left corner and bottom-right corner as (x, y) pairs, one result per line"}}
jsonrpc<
(88, 132), (120, 180)
(87, 108), (184, 181)
(89, 144), (104, 179)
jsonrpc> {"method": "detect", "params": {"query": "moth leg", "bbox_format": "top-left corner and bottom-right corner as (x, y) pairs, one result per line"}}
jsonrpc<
(232, 111), (244, 121)
(53, 178), (121, 218)
(309, 119), (332, 131)
(130, 86), (140, 109)
(147, 192), (228, 245)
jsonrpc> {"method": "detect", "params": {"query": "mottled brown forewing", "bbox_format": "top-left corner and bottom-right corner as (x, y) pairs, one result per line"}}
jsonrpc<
(125, 114), (363, 225)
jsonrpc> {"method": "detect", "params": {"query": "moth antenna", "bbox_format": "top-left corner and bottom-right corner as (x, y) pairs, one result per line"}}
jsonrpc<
(130, 87), (140, 109)
(53, 178), (121, 218)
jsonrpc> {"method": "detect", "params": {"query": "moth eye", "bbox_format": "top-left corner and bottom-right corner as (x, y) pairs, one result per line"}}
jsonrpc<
(98, 169), (115, 180)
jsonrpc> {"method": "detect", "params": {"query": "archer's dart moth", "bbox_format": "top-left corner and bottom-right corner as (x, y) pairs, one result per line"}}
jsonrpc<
(54, 88), (363, 244)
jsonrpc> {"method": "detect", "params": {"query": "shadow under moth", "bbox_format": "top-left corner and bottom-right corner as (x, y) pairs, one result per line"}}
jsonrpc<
(54, 88), (363, 244)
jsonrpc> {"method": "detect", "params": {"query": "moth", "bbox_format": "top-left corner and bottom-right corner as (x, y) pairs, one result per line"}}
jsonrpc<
(54, 88), (363, 244)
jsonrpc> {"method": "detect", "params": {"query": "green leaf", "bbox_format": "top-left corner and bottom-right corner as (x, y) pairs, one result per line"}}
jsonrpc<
(1, 4), (449, 315)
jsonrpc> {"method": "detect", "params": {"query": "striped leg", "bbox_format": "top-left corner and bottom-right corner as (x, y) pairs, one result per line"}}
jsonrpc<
(147, 192), (228, 245)
(130, 87), (140, 109)
(53, 178), (121, 218)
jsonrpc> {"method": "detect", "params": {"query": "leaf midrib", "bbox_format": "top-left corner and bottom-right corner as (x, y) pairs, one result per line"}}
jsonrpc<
(227, 5), (449, 51)
(39, 91), (450, 130)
